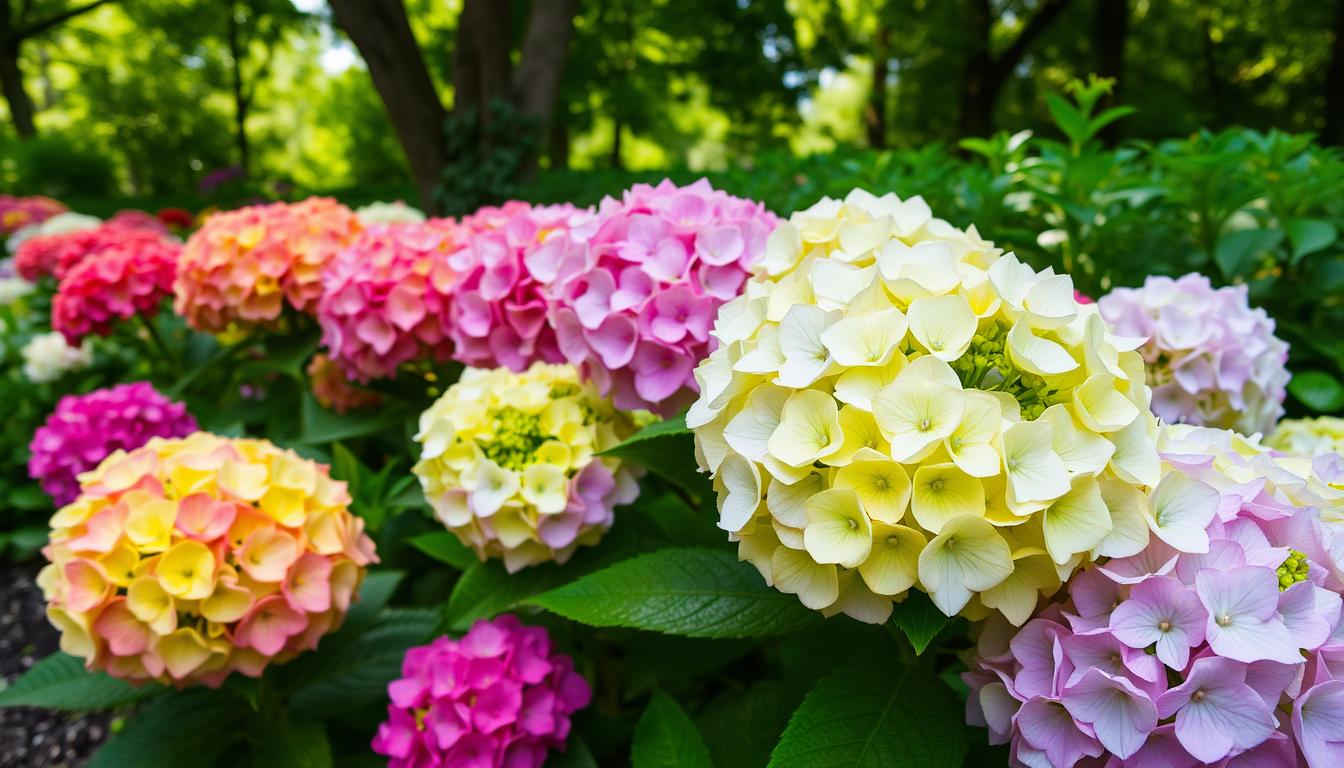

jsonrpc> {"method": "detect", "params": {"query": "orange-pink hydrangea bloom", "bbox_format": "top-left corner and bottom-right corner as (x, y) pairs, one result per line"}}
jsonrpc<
(39, 432), (377, 687)
(174, 197), (362, 333)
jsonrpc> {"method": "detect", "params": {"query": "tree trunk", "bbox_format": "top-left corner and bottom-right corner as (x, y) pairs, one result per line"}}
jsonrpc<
(226, 3), (250, 173)
(330, 0), (447, 212)
(453, 0), (511, 130)
(512, 0), (577, 179)
(1094, 0), (1128, 144)
(0, 42), (35, 138)
(1198, 8), (1227, 128)
(866, 21), (890, 149)
(611, 118), (623, 170)
(1324, 0), (1344, 145)
(958, 0), (994, 138)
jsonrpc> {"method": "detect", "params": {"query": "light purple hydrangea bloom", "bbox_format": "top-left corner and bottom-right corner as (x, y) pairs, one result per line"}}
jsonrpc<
(963, 426), (1344, 767)
(28, 382), (197, 506)
(372, 615), (591, 768)
(1099, 273), (1289, 436)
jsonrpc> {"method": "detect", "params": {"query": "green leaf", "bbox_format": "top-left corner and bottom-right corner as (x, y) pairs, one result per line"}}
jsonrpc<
(88, 690), (244, 768)
(249, 714), (332, 768)
(1044, 93), (1088, 145)
(631, 692), (714, 768)
(409, 531), (478, 570)
(0, 653), (160, 710)
(528, 548), (818, 638)
(1286, 218), (1337, 264)
(768, 662), (966, 768)
(888, 593), (950, 655)
(446, 560), (572, 631)
(1214, 228), (1284, 278)
(344, 570), (406, 628)
(288, 609), (438, 717)
(299, 392), (410, 445)
(698, 680), (809, 768)
(550, 736), (599, 768)
(598, 414), (710, 504)
(1289, 370), (1344, 412)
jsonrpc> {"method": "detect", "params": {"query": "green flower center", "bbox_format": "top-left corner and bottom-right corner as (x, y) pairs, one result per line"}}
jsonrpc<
(480, 407), (551, 471)
(949, 322), (1067, 420)
(1277, 549), (1310, 590)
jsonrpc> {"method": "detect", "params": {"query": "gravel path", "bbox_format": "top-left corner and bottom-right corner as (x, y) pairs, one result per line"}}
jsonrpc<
(0, 564), (112, 768)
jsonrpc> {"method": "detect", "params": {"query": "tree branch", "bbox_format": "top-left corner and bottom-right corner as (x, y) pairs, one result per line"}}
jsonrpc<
(17, 0), (117, 42)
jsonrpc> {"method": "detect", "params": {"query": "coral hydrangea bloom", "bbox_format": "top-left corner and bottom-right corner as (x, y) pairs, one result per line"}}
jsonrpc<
(1268, 416), (1344, 458)
(175, 197), (362, 333)
(1099, 273), (1289, 436)
(690, 189), (1160, 625)
(446, 202), (597, 372)
(413, 363), (640, 572)
(0, 195), (66, 235)
(964, 424), (1344, 766)
(306, 353), (381, 413)
(317, 221), (463, 381)
(372, 615), (591, 768)
(16, 222), (169, 282)
(51, 236), (181, 344)
(29, 382), (197, 507)
(542, 179), (778, 415)
(39, 432), (376, 686)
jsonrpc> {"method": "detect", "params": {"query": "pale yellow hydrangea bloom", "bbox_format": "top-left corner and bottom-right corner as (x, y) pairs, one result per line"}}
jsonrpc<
(1266, 416), (1344, 459)
(413, 363), (640, 572)
(690, 189), (1160, 625)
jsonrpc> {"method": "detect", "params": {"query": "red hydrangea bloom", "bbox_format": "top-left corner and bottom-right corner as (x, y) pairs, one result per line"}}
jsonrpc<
(15, 222), (169, 282)
(51, 236), (181, 343)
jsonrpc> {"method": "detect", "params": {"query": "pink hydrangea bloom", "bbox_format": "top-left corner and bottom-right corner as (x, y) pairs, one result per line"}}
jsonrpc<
(445, 202), (598, 372)
(544, 179), (777, 415)
(1099, 273), (1289, 436)
(175, 197), (362, 333)
(15, 222), (169, 282)
(372, 615), (591, 768)
(28, 382), (197, 506)
(306, 353), (382, 413)
(0, 194), (66, 235)
(963, 425), (1344, 767)
(317, 221), (463, 381)
(51, 236), (180, 344)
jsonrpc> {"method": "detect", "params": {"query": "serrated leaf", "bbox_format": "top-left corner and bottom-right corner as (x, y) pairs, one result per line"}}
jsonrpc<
(1289, 370), (1344, 413)
(1286, 218), (1337, 264)
(288, 609), (438, 717)
(249, 714), (332, 768)
(768, 661), (966, 768)
(1214, 228), (1283, 278)
(631, 692), (713, 768)
(698, 680), (809, 768)
(888, 592), (950, 655)
(344, 570), (405, 629)
(0, 652), (160, 710)
(445, 560), (572, 631)
(88, 690), (244, 768)
(598, 415), (709, 504)
(409, 531), (478, 570)
(528, 548), (818, 638)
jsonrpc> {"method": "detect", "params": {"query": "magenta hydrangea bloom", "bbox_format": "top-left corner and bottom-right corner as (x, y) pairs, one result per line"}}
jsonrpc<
(317, 221), (465, 381)
(963, 425), (1344, 767)
(445, 202), (598, 372)
(544, 179), (777, 415)
(27, 382), (197, 506)
(1099, 273), (1289, 436)
(372, 615), (591, 768)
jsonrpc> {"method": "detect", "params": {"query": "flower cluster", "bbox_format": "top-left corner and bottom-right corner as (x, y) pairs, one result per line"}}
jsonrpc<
(355, 200), (426, 226)
(413, 363), (639, 572)
(372, 615), (591, 768)
(964, 425), (1344, 766)
(544, 179), (778, 415)
(1267, 416), (1344, 458)
(317, 221), (464, 381)
(15, 222), (168, 282)
(29, 383), (198, 506)
(22, 331), (92, 383)
(447, 202), (597, 371)
(5, 211), (100, 255)
(51, 236), (181, 344)
(175, 198), (362, 333)
(690, 189), (1160, 625)
(0, 195), (66, 235)
(40, 432), (377, 686)
(306, 353), (381, 413)
(1099, 273), (1289, 436)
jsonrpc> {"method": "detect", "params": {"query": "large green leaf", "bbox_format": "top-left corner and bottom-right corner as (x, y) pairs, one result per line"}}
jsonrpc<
(248, 714), (333, 768)
(408, 531), (479, 570)
(88, 690), (244, 768)
(445, 560), (573, 631)
(598, 414), (710, 504)
(1214, 228), (1283, 279)
(1289, 370), (1344, 413)
(768, 662), (966, 768)
(698, 680), (809, 768)
(1286, 218), (1337, 264)
(299, 392), (410, 445)
(528, 548), (818, 638)
(0, 652), (159, 710)
(288, 608), (438, 717)
(888, 592), (950, 655)
(631, 692), (714, 768)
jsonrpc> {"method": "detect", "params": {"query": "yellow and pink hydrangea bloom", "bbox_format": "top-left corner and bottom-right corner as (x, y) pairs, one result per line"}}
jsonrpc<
(690, 189), (1160, 625)
(413, 363), (640, 572)
(39, 432), (376, 686)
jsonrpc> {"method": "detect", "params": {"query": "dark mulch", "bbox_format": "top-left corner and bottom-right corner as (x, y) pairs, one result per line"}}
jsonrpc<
(1, 564), (112, 768)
